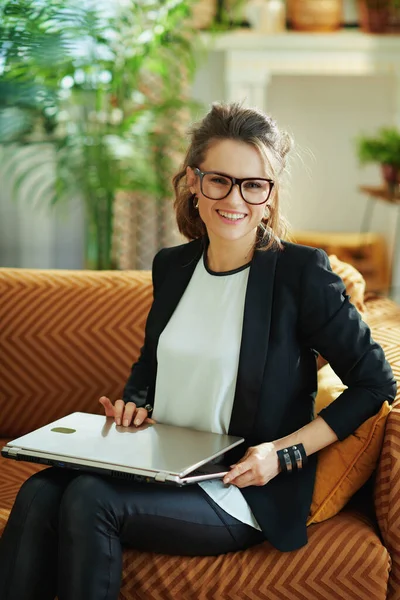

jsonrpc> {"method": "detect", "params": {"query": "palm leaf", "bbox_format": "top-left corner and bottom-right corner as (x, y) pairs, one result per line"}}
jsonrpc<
(0, 0), (203, 268)
(0, 142), (56, 207)
(0, 107), (33, 142)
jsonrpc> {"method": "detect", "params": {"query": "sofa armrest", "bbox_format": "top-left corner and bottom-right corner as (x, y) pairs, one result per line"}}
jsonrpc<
(375, 404), (400, 600)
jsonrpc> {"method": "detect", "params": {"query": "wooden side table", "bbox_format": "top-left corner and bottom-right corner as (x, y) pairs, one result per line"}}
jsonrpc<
(359, 185), (400, 297)
(292, 230), (390, 294)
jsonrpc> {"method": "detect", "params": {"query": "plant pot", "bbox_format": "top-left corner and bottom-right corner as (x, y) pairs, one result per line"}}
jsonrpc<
(381, 163), (400, 194)
(288, 0), (342, 31)
(189, 0), (217, 29)
(358, 1), (390, 33)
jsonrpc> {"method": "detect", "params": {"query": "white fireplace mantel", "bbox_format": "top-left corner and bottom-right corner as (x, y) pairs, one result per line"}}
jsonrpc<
(202, 30), (400, 123)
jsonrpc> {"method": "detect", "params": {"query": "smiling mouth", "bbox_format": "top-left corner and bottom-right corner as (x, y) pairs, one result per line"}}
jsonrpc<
(216, 209), (247, 221)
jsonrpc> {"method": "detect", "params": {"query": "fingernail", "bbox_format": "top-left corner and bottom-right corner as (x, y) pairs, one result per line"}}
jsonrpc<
(224, 478), (230, 484)
(123, 419), (128, 427)
(116, 418), (121, 425)
(134, 419), (140, 426)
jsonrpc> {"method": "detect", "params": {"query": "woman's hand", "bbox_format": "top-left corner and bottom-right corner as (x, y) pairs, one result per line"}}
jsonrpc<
(223, 442), (280, 488)
(99, 396), (156, 427)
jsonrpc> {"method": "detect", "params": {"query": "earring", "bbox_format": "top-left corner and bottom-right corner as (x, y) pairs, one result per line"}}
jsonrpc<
(193, 194), (199, 209)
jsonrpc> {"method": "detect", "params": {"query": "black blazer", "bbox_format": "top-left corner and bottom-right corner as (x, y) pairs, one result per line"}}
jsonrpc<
(123, 237), (396, 552)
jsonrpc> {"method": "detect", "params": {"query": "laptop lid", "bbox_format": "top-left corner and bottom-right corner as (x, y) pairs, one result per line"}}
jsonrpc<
(3, 412), (244, 481)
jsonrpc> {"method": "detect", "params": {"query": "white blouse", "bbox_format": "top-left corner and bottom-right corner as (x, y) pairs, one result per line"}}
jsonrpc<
(153, 254), (261, 530)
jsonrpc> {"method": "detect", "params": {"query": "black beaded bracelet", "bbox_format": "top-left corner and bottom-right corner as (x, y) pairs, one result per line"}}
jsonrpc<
(277, 443), (307, 473)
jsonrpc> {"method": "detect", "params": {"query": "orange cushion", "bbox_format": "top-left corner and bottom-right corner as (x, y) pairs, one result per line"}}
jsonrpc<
(317, 256), (366, 370)
(328, 254), (366, 315)
(308, 364), (391, 524)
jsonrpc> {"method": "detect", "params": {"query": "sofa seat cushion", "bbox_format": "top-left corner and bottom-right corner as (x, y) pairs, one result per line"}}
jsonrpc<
(0, 446), (389, 600)
(119, 510), (389, 600)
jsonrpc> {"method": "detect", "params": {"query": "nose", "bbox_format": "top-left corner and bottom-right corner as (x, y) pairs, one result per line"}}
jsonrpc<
(226, 183), (244, 204)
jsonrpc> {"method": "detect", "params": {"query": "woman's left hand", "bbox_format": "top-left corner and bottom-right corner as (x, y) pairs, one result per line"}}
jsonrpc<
(223, 442), (280, 488)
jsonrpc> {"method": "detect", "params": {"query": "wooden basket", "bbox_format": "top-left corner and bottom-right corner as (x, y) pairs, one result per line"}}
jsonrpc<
(288, 0), (342, 32)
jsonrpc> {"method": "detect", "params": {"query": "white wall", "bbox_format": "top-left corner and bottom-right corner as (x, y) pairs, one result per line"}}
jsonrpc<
(0, 142), (85, 269)
(0, 184), (85, 269)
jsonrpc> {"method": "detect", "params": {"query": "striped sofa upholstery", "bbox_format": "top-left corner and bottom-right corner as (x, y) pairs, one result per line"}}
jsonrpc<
(1, 268), (399, 600)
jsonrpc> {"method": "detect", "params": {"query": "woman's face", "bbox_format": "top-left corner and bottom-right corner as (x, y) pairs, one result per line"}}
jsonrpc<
(186, 139), (272, 249)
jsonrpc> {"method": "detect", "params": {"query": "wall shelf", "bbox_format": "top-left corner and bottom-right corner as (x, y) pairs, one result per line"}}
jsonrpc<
(208, 30), (400, 50)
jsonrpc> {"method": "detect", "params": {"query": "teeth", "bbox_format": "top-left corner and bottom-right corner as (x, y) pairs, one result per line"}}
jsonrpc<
(217, 210), (246, 221)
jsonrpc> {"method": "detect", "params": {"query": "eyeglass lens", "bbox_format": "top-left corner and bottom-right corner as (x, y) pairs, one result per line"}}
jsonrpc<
(202, 173), (271, 204)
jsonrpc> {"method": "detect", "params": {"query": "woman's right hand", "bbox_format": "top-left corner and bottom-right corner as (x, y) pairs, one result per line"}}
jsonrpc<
(99, 396), (156, 427)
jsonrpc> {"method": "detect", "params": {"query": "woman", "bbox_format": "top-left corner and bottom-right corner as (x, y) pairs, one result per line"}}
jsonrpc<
(0, 102), (396, 600)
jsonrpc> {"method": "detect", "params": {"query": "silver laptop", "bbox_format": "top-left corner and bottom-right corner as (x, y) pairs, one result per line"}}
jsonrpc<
(1, 412), (244, 485)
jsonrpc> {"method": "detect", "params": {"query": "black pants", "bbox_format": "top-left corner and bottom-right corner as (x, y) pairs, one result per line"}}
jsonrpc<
(0, 467), (264, 600)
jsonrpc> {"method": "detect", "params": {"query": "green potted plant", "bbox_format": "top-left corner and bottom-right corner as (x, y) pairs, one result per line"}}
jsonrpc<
(0, 0), (202, 269)
(356, 127), (400, 193)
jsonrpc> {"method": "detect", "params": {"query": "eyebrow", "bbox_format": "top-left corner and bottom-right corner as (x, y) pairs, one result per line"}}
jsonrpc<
(201, 169), (269, 180)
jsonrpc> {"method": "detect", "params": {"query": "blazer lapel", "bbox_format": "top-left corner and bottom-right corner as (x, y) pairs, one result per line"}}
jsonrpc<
(150, 238), (204, 342)
(228, 246), (279, 438)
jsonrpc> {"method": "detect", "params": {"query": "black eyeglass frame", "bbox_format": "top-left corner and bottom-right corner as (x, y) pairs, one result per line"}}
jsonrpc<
(193, 167), (274, 205)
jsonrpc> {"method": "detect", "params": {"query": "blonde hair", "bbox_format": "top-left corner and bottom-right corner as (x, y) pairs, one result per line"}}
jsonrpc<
(173, 102), (292, 251)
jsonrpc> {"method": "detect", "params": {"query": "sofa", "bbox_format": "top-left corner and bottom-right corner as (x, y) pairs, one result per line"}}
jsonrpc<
(1, 265), (400, 600)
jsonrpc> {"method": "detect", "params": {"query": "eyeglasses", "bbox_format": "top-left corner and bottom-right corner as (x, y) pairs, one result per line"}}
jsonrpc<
(193, 167), (274, 205)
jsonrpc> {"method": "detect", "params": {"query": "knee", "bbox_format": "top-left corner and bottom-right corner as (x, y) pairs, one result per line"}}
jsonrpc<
(15, 469), (62, 510)
(13, 469), (65, 521)
(59, 474), (115, 530)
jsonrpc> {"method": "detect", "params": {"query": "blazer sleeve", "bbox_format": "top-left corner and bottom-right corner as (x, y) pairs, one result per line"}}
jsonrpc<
(122, 248), (166, 405)
(298, 248), (397, 441)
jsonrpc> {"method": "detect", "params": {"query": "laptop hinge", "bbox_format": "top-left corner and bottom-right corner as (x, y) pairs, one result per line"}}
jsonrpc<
(154, 472), (168, 482)
(6, 447), (18, 458)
